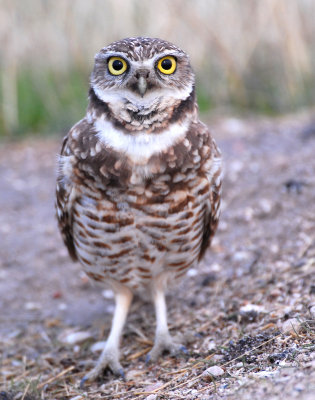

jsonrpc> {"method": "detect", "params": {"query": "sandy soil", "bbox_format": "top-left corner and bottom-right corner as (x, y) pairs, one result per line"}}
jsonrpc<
(0, 112), (314, 399)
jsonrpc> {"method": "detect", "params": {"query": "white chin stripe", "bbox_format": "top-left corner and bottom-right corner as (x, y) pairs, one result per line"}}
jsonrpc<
(95, 117), (189, 163)
(93, 83), (193, 108)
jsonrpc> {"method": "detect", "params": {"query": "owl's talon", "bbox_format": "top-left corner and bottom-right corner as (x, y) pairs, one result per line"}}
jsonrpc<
(145, 353), (151, 365)
(80, 347), (124, 385)
(117, 368), (126, 381)
(148, 333), (187, 362)
(179, 345), (188, 354)
(80, 376), (88, 390)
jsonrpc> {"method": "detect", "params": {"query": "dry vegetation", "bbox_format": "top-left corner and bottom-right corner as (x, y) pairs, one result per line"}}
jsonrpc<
(0, 112), (315, 399)
(1, 0), (315, 135)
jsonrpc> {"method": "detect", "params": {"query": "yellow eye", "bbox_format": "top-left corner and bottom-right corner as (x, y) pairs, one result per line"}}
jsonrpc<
(108, 57), (128, 75)
(157, 56), (177, 75)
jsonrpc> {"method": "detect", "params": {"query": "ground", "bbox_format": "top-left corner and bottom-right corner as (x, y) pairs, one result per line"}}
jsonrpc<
(0, 112), (314, 400)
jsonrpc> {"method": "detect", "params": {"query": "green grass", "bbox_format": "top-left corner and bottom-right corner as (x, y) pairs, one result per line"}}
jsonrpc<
(0, 68), (89, 137)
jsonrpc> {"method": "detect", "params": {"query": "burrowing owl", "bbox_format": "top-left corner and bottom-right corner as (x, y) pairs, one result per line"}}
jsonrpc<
(56, 37), (222, 385)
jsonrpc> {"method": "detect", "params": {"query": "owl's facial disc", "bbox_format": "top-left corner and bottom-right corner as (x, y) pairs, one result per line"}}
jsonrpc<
(90, 39), (195, 127)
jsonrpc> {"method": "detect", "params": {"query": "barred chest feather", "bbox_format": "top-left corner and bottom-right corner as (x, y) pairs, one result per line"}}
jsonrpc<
(56, 117), (221, 292)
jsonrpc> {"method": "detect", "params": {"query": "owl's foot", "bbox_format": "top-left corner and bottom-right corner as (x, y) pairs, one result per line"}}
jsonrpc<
(80, 347), (124, 388)
(146, 332), (188, 363)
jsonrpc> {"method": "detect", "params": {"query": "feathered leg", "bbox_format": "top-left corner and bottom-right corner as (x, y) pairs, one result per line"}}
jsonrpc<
(147, 281), (186, 361)
(81, 285), (133, 386)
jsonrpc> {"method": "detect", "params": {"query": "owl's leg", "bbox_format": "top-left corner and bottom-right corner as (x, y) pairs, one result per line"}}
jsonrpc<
(81, 286), (133, 386)
(147, 284), (186, 362)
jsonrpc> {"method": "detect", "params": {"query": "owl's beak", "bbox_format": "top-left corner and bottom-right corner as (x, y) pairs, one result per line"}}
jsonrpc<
(135, 69), (149, 97)
(137, 76), (147, 97)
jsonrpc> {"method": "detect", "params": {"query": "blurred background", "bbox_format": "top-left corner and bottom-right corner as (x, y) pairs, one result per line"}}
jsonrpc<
(0, 0), (314, 137)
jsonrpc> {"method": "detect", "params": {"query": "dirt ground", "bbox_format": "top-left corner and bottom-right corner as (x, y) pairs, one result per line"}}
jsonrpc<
(0, 112), (314, 399)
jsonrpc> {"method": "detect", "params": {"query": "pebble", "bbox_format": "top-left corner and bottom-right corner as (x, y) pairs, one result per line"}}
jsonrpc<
(210, 263), (222, 272)
(145, 395), (157, 400)
(309, 305), (315, 318)
(258, 198), (273, 214)
(59, 331), (93, 345)
(102, 289), (114, 299)
(281, 318), (302, 335)
(251, 370), (278, 378)
(144, 382), (164, 392)
(187, 268), (197, 277)
(0, 270), (7, 279)
(212, 354), (224, 362)
(90, 341), (106, 353)
(7, 329), (22, 339)
(233, 251), (251, 262)
(240, 304), (266, 314)
(126, 369), (144, 380)
(223, 118), (245, 135)
(207, 341), (216, 351)
(202, 365), (225, 380)
(24, 302), (41, 310)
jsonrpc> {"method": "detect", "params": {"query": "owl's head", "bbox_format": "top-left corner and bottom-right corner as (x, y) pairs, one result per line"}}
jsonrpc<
(89, 37), (196, 131)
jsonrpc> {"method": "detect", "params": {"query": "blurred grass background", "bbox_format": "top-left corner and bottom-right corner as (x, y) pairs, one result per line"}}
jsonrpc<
(0, 0), (314, 137)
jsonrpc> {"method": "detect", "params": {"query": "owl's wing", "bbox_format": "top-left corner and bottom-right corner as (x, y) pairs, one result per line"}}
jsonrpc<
(55, 135), (78, 261)
(198, 138), (222, 260)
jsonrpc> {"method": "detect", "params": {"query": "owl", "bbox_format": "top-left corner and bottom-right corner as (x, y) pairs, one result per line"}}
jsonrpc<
(56, 37), (222, 386)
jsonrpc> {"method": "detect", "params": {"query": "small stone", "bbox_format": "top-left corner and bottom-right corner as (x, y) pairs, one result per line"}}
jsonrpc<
(207, 341), (216, 351)
(144, 382), (164, 392)
(212, 354), (224, 362)
(45, 318), (61, 328)
(258, 198), (272, 214)
(223, 118), (245, 135)
(73, 345), (80, 353)
(281, 318), (302, 335)
(126, 369), (143, 380)
(187, 268), (197, 277)
(210, 263), (222, 272)
(240, 303), (266, 323)
(102, 289), (114, 299)
(202, 365), (224, 380)
(244, 207), (254, 221)
(145, 395), (157, 400)
(59, 331), (93, 345)
(24, 302), (41, 310)
(7, 329), (22, 339)
(251, 370), (277, 378)
(0, 270), (7, 279)
(240, 304), (266, 314)
(90, 341), (106, 353)
(233, 251), (251, 262)
(309, 306), (315, 318)
(294, 384), (304, 392)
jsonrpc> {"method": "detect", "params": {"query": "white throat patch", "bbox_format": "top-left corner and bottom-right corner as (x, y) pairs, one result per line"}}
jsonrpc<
(95, 117), (189, 163)
(93, 82), (193, 112)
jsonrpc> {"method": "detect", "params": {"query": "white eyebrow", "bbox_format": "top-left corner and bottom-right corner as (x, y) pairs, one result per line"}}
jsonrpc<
(96, 51), (183, 66)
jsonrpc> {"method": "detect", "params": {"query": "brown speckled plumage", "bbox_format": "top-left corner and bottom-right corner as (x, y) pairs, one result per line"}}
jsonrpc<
(55, 37), (222, 384)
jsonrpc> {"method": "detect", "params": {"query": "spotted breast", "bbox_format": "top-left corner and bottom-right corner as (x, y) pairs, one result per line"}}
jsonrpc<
(57, 117), (221, 292)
